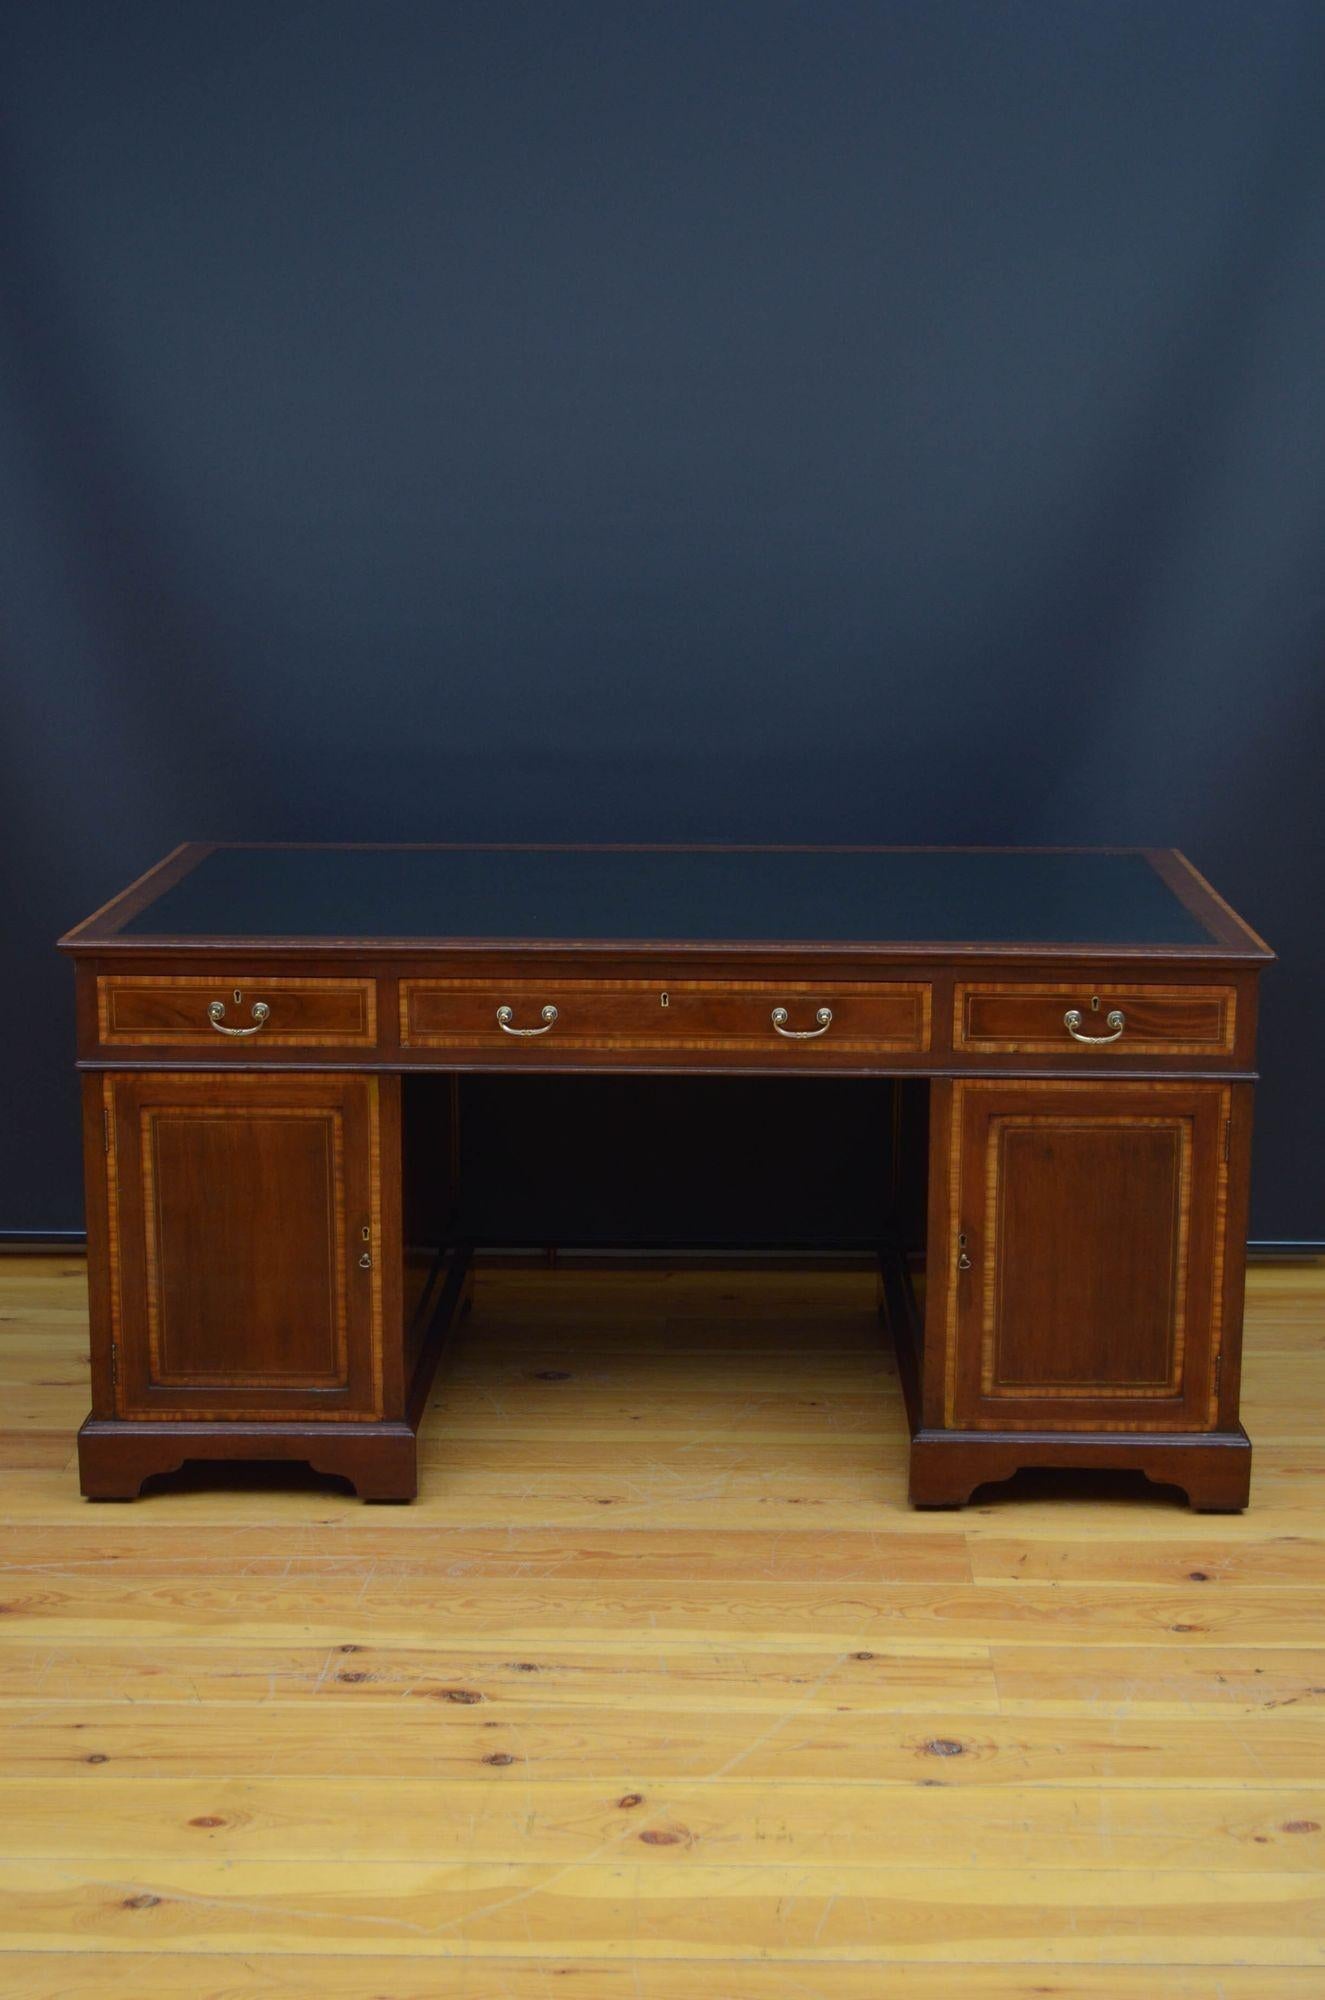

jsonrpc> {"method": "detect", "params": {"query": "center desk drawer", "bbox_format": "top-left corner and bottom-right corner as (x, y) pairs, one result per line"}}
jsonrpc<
(96, 975), (378, 1047)
(954, 981), (1236, 1056)
(401, 979), (931, 1056)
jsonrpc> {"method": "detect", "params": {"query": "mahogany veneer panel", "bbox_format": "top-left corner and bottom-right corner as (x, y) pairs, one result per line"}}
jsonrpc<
(954, 981), (1236, 1056)
(989, 1123), (1187, 1393)
(400, 977), (930, 1056)
(97, 974), (377, 1047)
(942, 1080), (1229, 1436)
(103, 1073), (384, 1423)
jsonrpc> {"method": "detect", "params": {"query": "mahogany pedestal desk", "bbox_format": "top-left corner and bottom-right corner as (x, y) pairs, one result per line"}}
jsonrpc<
(60, 844), (1272, 1510)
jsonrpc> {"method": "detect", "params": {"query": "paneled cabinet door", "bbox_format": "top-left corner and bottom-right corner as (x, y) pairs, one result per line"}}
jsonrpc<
(946, 1080), (1231, 1433)
(103, 1073), (383, 1421)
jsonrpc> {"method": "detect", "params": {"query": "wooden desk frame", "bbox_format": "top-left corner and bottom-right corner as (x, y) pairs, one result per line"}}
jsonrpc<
(60, 843), (1272, 1510)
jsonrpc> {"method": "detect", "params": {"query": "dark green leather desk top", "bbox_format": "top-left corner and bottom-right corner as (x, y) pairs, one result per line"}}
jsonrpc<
(63, 844), (1268, 956)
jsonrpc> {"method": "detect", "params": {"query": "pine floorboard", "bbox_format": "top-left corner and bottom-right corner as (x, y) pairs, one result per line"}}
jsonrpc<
(0, 1252), (1322, 1997)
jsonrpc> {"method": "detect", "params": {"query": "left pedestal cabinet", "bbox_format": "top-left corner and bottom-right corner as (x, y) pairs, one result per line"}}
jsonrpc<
(77, 1071), (425, 1500)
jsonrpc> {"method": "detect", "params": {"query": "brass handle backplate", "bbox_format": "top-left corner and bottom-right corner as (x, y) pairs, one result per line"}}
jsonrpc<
(771, 1006), (833, 1040)
(208, 998), (270, 1037)
(1064, 1007), (1125, 1044)
(496, 1004), (558, 1037)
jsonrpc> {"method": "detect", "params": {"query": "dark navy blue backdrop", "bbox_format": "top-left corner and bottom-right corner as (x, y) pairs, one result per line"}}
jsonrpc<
(2, 1), (1322, 1239)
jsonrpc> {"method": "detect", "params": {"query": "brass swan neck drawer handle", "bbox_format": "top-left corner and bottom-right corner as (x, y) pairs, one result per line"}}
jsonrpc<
(496, 1003), (558, 1037)
(1064, 1006), (1125, 1044)
(208, 998), (270, 1036)
(771, 1005), (833, 1040)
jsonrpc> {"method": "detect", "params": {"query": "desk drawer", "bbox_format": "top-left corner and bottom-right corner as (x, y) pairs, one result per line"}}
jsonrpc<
(97, 975), (378, 1048)
(953, 982), (1236, 1056)
(401, 978), (930, 1057)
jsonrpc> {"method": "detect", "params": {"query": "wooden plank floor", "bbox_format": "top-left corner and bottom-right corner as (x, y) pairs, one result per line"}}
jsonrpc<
(1, 1253), (1323, 1998)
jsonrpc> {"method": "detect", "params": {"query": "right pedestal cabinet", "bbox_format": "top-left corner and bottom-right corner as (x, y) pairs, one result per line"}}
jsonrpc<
(910, 1075), (1254, 1511)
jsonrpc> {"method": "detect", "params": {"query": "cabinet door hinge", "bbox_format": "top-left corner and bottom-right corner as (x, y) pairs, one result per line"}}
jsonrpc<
(1214, 1351), (1223, 1400)
(103, 1107), (111, 1153)
(1222, 1116), (1231, 1163)
(109, 1340), (118, 1388)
